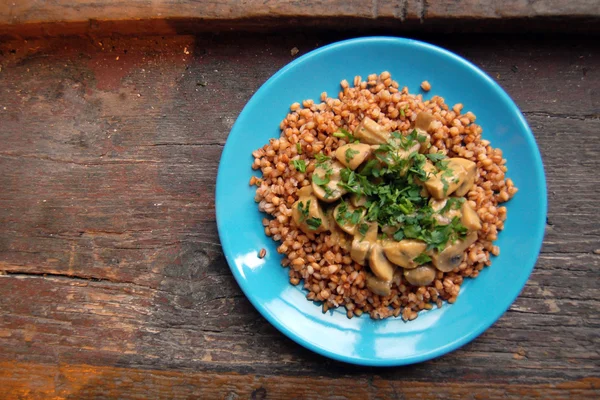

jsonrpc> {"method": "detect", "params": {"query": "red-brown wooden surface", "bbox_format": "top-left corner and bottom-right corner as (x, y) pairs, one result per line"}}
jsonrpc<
(0, 31), (599, 399)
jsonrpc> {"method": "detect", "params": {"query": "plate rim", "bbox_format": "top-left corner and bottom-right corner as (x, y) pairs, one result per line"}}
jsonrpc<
(216, 36), (548, 366)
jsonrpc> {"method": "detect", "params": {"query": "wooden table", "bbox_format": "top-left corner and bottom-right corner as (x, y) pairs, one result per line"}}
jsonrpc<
(0, 31), (599, 399)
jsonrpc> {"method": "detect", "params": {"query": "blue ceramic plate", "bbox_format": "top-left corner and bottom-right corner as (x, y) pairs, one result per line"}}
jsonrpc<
(216, 37), (547, 366)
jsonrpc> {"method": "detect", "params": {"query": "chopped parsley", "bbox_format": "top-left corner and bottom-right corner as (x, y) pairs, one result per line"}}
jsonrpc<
(297, 200), (310, 222)
(413, 253), (432, 264)
(314, 153), (331, 165)
(306, 217), (322, 230)
(291, 159), (306, 172)
(332, 129), (468, 251)
(426, 152), (446, 162)
(357, 223), (369, 236)
(333, 128), (358, 143)
(312, 174), (330, 186)
(296, 143), (302, 154)
(345, 148), (360, 163)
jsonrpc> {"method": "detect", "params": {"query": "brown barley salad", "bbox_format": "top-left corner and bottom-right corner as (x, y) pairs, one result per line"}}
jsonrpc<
(250, 72), (517, 321)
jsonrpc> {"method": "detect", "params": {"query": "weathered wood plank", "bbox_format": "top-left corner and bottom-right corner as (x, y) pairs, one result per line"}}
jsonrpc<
(0, 0), (599, 39)
(2, 361), (597, 400)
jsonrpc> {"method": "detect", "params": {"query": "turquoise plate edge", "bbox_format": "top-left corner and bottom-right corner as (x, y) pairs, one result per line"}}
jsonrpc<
(215, 37), (548, 366)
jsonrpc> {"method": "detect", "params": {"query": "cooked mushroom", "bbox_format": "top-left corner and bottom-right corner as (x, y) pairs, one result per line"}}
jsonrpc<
(461, 202), (482, 231)
(333, 202), (366, 235)
(335, 143), (372, 170)
(368, 243), (396, 281)
(424, 157), (475, 200)
(431, 231), (478, 272)
(350, 222), (378, 265)
(414, 112), (435, 153)
(449, 158), (476, 197)
(291, 193), (329, 235)
(311, 160), (347, 202)
(354, 117), (391, 144)
(429, 198), (462, 226)
(404, 265), (437, 286)
(366, 273), (392, 296)
(382, 239), (427, 269)
(349, 193), (368, 208)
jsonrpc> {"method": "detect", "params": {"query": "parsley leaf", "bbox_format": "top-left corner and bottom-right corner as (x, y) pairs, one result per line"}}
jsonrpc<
(345, 148), (360, 163)
(426, 153), (446, 162)
(333, 128), (358, 142)
(312, 174), (330, 186)
(306, 217), (322, 230)
(291, 159), (306, 172)
(413, 253), (432, 264)
(358, 223), (369, 236)
(297, 200), (310, 222)
(314, 153), (331, 165)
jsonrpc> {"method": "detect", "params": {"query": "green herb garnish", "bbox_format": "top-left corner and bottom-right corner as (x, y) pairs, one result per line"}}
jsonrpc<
(306, 217), (322, 230)
(357, 223), (369, 236)
(345, 148), (360, 163)
(297, 200), (310, 222)
(296, 143), (302, 154)
(291, 159), (306, 172)
(333, 128), (358, 142)
(314, 153), (330, 164)
(413, 253), (432, 264)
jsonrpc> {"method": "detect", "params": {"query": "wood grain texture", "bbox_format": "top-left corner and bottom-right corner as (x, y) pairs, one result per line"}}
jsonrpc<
(0, 33), (599, 398)
(1, 0), (600, 38)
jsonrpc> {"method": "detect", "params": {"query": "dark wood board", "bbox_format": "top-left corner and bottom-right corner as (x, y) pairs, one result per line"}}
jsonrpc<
(0, 33), (599, 398)
(1, 0), (600, 38)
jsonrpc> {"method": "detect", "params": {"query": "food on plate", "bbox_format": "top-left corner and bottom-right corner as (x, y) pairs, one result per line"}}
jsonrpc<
(250, 72), (517, 320)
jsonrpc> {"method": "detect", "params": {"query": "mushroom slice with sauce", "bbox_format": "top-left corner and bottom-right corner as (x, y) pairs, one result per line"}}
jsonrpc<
(414, 112), (435, 153)
(333, 202), (366, 235)
(350, 222), (378, 266)
(366, 273), (392, 296)
(291, 194), (329, 235)
(449, 158), (477, 197)
(404, 265), (437, 287)
(368, 243), (396, 282)
(349, 193), (368, 208)
(429, 198), (463, 226)
(354, 117), (391, 144)
(311, 160), (347, 202)
(461, 201), (482, 231)
(431, 231), (478, 272)
(335, 143), (372, 170)
(424, 158), (474, 200)
(382, 239), (427, 269)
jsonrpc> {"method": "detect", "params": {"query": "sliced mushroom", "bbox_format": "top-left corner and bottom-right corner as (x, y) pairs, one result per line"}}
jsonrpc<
(424, 159), (468, 200)
(414, 112), (435, 153)
(354, 117), (391, 145)
(311, 160), (347, 202)
(333, 202), (366, 235)
(335, 143), (372, 170)
(404, 265), (437, 286)
(291, 194), (329, 235)
(296, 185), (313, 198)
(449, 158), (477, 197)
(368, 243), (396, 281)
(350, 222), (378, 265)
(349, 193), (368, 208)
(415, 112), (436, 132)
(366, 273), (392, 296)
(429, 198), (462, 226)
(431, 231), (478, 272)
(382, 239), (427, 269)
(461, 201), (482, 231)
